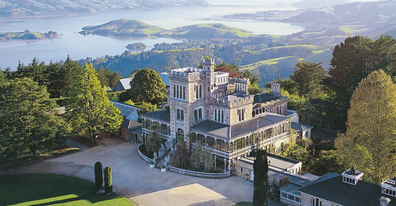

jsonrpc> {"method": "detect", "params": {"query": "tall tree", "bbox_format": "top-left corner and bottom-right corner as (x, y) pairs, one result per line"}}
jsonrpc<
(335, 70), (396, 184)
(253, 149), (269, 206)
(128, 68), (167, 105)
(66, 63), (122, 142)
(290, 62), (326, 98)
(0, 78), (70, 164)
(326, 35), (396, 129)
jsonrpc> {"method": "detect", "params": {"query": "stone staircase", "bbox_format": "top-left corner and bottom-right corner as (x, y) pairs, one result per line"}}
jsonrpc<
(155, 148), (171, 168)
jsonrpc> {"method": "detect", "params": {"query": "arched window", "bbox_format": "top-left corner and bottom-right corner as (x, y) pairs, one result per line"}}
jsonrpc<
(176, 128), (184, 141)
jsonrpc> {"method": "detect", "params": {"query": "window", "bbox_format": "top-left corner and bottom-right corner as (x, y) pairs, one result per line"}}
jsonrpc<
(312, 198), (323, 206)
(281, 192), (287, 198)
(176, 109), (184, 121)
(194, 107), (204, 122)
(174, 84), (186, 100)
(238, 109), (245, 122)
(214, 109), (225, 123)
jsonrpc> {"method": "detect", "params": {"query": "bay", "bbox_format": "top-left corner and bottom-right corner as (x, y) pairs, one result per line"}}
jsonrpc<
(0, 5), (304, 69)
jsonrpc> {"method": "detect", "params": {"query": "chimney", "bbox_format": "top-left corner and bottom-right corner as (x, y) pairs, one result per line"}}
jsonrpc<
(271, 82), (280, 95)
(379, 196), (391, 206)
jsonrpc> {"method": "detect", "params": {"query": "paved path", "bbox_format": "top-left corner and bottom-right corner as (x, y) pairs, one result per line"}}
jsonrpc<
(0, 139), (281, 206)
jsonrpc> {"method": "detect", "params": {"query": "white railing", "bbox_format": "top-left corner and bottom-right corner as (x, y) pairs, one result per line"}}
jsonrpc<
(168, 166), (230, 178)
(137, 144), (153, 163)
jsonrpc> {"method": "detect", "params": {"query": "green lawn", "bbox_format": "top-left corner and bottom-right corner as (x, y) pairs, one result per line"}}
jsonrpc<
(0, 174), (133, 206)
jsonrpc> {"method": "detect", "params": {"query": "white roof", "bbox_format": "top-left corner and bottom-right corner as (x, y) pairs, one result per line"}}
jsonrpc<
(119, 78), (133, 90)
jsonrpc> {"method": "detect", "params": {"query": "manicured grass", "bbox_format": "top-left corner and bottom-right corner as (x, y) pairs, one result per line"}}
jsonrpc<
(0, 174), (133, 206)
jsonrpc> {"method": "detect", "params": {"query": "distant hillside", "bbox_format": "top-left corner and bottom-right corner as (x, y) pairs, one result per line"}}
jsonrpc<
(285, 1), (396, 25)
(80, 19), (165, 37)
(293, 0), (347, 8)
(159, 23), (255, 39)
(80, 21), (255, 39)
(0, 30), (58, 41)
(0, 0), (208, 17)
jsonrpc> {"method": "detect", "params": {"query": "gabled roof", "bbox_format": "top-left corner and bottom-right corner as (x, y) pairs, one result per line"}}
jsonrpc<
(118, 78), (133, 90)
(291, 122), (313, 132)
(111, 100), (141, 122)
(299, 173), (396, 206)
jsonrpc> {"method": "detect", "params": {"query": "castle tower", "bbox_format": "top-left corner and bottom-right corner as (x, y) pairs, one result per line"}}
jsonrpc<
(202, 57), (215, 98)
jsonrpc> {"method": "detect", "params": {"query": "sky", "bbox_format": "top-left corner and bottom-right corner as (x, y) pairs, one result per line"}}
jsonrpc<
(206, 0), (383, 6)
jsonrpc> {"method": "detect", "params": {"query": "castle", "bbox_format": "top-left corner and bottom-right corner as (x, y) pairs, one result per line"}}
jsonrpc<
(141, 58), (304, 170)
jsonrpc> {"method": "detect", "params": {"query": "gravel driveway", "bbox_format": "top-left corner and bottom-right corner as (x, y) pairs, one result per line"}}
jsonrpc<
(1, 138), (283, 206)
(0, 138), (255, 206)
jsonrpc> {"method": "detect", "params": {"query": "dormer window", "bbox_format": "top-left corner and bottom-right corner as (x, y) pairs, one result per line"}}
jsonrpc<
(381, 179), (396, 197)
(341, 167), (363, 185)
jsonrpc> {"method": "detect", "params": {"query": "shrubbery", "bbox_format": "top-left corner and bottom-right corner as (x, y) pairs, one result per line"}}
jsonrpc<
(104, 166), (112, 193)
(94, 161), (103, 189)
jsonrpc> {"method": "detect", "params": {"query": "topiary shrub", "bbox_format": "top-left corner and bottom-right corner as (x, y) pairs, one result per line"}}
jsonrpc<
(104, 166), (112, 193)
(94, 161), (103, 189)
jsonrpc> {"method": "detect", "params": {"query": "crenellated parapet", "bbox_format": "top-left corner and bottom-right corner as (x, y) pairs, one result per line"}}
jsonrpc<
(168, 67), (202, 82)
(229, 95), (254, 108)
(206, 95), (254, 108)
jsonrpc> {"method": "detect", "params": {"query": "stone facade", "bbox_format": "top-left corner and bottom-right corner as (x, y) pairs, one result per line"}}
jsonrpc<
(142, 58), (295, 170)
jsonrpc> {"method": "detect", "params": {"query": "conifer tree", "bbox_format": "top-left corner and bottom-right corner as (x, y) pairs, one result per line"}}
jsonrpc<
(94, 161), (103, 189)
(66, 63), (122, 142)
(0, 78), (70, 164)
(253, 149), (269, 206)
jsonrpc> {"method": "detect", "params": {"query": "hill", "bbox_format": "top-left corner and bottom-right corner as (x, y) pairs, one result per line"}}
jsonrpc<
(0, 0), (208, 17)
(80, 21), (255, 39)
(80, 19), (165, 37)
(0, 30), (58, 41)
(159, 23), (255, 39)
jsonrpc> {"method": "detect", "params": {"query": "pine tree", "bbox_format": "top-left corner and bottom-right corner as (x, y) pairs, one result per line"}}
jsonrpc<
(0, 78), (70, 164)
(335, 70), (396, 183)
(66, 63), (122, 142)
(253, 149), (269, 206)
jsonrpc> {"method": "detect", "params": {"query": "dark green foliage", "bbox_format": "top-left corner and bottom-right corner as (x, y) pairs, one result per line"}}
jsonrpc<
(66, 64), (123, 142)
(128, 68), (166, 105)
(267, 183), (280, 202)
(0, 78), (70, 165)
(290, 62), (326, 98)
(326, 35), (396, 129)
(253, 149), (269, 206)
(104, 166), (112, 193)
(94, 161), (103, 189)
(96, 66), (122, 89)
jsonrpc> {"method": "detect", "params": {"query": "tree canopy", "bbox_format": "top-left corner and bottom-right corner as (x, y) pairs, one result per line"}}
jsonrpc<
(0, 78), (70, 164)
(326, 35), (396, 129)
(335, 70), (396, 183)
(66, 63), (122, 142)
(290, 62), (326, 98)
(128, 68), (167, 105)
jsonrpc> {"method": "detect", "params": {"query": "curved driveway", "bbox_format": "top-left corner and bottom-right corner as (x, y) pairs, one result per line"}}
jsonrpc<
(0, 139), (255, 206)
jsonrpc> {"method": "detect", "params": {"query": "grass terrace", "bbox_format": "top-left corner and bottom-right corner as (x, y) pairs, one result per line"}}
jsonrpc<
(0, 174), (133, 206)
